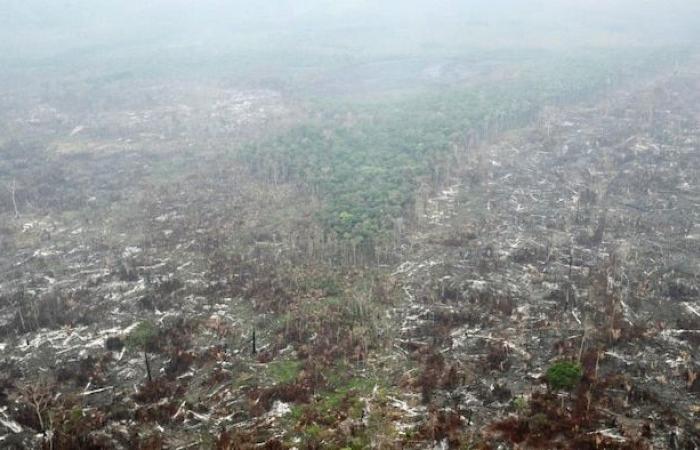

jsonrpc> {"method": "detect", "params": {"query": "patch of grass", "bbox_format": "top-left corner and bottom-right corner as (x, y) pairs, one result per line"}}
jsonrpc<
(267, 359), (302, 385)
(300, 423), (325, 448)
(315, 375), (381, 420)
(281, 373), (395, 448)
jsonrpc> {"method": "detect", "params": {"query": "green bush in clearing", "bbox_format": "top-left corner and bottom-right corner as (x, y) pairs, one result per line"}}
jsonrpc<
(546, 361), (582, 391)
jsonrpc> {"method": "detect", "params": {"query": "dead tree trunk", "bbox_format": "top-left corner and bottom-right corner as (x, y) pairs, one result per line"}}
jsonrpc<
(10, 179), (19, 218)
(144, 350), (152, 382)
(251, 329), (257, 355)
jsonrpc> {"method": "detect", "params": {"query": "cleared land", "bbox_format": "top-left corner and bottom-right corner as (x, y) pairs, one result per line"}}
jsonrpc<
(0, 51), (698, 449)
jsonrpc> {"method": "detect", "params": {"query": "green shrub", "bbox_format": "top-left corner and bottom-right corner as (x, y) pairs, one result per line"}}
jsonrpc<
(546, 361), (582, 391)
(512, 395), (528, 412)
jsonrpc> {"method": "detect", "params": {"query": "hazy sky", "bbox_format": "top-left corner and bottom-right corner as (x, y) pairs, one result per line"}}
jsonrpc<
(2, 1), (699, 65)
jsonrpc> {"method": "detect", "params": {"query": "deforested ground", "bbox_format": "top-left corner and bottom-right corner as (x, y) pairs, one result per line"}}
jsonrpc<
(0, 49), (699, 449)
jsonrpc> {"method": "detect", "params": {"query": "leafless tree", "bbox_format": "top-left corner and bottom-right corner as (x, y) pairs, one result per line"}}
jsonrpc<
(19, 382), (53, 432)
(9, 178), (19, 218)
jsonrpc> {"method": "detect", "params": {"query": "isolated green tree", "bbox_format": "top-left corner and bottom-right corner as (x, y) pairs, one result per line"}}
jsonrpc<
(126, 321), (159, 382)
(546, 361), (582, 391)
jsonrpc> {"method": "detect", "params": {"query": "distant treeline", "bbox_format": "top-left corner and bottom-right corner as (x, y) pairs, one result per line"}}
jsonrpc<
(241, 48), (687, 252)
